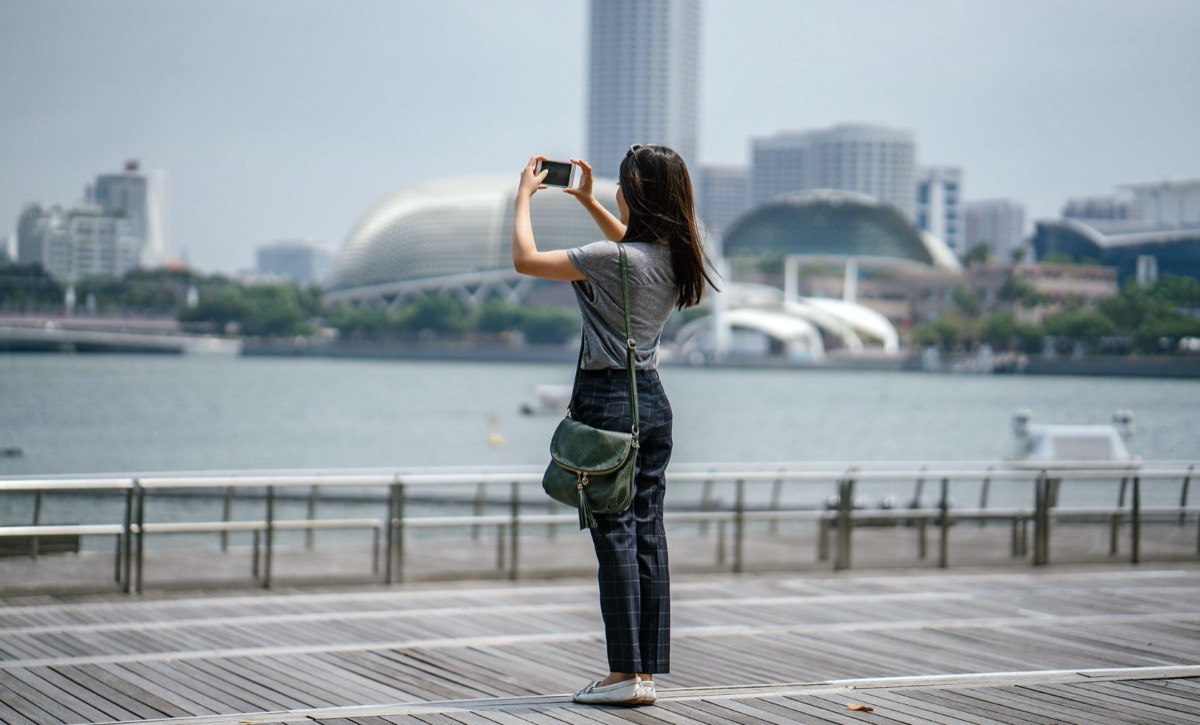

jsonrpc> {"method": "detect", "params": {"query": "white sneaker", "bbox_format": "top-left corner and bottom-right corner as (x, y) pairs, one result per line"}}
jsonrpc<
(572, 677), (653, 706)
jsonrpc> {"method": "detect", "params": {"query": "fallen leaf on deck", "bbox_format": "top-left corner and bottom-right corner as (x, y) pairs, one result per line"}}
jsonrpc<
(847, 702), (874, 712)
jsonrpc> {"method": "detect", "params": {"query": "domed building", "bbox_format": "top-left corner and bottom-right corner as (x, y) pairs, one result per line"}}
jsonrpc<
(325, 176), (622, 307)
(722, 189), (960, 270)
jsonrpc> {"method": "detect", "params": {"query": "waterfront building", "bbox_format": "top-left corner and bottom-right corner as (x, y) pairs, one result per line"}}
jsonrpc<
(256, 240), (331, 285)
(1063, 195), (1132, 222)
(965, 198), (1026, 263)
(915, 166), (963, 255)
(14, 160), (169, 280)
(87, 160), (169, 267)
(750, 123), (918, 220)
(587, 0), (701, 178)
(326, 176), (625, 308)
(1033, 179), (1200, 283)
(695, 165), (749, 242)
(15, 203), (141, 281)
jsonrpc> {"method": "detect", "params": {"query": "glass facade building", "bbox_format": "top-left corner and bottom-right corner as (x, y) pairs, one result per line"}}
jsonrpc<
(751, 124), (918, 221)
(587, 0), (701, 179)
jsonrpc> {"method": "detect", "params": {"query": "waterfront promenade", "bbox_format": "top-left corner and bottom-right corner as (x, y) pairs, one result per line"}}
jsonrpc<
(2, 564), (1198, 724)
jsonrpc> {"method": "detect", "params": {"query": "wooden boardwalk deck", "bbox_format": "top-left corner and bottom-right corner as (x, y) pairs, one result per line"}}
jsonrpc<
(2, 565), (1198, 723)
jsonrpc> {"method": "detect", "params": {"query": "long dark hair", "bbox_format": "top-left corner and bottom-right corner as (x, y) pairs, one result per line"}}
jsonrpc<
(619, 144), (720, 309)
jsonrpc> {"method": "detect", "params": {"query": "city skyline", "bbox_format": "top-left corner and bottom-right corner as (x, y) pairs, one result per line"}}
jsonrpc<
(2, 0), (1198, 275)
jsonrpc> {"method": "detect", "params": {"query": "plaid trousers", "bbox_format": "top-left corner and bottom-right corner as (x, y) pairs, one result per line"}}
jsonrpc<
(571, 368), (672, 674)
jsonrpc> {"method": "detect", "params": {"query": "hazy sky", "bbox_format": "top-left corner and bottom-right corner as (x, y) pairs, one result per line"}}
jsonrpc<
(2, 0), (1198, 274)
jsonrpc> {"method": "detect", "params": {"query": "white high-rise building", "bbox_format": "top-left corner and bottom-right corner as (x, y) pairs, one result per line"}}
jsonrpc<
(965, 198), (1026, 262)
(751, 123), (917, 219)
(1123, 179), (1200, 228)
(87, 159), (170, 267)
(915, 166), (963, 254)
(587, 0), (701, 179)
(16, 203), (141, 281)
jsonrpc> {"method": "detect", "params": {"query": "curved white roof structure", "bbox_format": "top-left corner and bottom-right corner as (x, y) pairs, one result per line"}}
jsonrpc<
(673, 307), (825, 364)
(327, 175), (621, 295)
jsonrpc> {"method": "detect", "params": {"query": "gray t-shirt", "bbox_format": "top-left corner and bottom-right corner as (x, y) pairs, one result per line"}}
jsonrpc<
(566, 241), (678, 370)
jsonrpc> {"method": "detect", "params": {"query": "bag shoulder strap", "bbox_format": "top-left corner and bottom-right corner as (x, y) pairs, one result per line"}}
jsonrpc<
(567, 243), (639, 439)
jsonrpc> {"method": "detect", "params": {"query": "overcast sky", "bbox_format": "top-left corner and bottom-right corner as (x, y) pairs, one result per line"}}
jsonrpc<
(2, 0), (1198, 274)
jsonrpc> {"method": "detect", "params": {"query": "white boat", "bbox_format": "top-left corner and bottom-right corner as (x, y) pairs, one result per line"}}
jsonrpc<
(1008, 409), (1137, 468)
(519, 384), (572, 416)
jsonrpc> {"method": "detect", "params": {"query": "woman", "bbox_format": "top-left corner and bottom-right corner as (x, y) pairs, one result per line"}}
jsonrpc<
(512, 145), (718, 706)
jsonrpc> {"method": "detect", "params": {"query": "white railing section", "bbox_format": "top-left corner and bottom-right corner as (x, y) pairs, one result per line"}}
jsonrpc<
(1, 461), (1196, 594)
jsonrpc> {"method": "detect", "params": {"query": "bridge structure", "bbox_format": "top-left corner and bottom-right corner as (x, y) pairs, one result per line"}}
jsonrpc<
(0, 315), (240, 354)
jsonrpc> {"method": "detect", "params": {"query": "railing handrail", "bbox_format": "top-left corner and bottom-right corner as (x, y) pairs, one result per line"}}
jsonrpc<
(4, 461), (1195, 493)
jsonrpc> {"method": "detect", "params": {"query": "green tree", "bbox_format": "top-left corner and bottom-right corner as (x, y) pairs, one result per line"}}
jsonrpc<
(517, 307), (579, 344)
(962, 243), (991, 265)
(951, 284), (981, 317)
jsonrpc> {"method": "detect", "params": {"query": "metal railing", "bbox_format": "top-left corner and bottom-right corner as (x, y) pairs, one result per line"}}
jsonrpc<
(1, 461), (1197, 594)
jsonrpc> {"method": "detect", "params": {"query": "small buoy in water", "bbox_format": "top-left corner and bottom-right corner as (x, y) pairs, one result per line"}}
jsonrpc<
(487, 432), (505, 448)
(1, 447), (21, 458)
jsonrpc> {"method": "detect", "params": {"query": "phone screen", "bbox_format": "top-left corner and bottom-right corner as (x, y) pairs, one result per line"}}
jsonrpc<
(539, 160), (573, 187)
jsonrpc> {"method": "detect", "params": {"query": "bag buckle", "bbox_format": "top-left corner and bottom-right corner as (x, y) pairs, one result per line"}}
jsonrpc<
(577, 471), (589, 490)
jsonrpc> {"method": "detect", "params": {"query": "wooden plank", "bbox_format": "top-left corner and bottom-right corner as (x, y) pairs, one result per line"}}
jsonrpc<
(849, 688), (995, 725)
(112, 661), (225, 714)
(0, 695), (39, 725)
(1042, 681), (1199, 724)
(2, 668), (112, 723)
(735, 695), (846, 725)
(45, 664), (184, 720)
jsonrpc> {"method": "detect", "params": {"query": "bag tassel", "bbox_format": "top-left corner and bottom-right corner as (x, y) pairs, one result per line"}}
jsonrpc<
(577, 475), (597, 530)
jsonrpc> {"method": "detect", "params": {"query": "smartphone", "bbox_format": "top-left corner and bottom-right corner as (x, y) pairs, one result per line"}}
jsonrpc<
(535, 159), (578, 188)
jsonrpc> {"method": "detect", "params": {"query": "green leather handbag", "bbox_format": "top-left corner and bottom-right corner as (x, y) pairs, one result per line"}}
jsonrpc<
(542, 244), (639, 529)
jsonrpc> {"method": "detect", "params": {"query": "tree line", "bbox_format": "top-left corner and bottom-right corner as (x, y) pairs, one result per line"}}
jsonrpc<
(0, 262), (579, 343)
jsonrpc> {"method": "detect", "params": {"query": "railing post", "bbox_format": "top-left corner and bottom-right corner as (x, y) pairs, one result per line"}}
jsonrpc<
(121, 484), (134, 593)
(978, 467), (993, 527)
(1181, 465), (1193, 526)
(1033, 471), (1049, 566)
(509, 481), (520, 581)
(835, 477), (854, 571)
(733, 479), (745, 573)
(264, 486), (275, 589)
(306, 485), (319, 551)
(1131, 476), (1141, 565)
(395, 482), (407, 584)
(221, 486), (234, 552)
(938, 477), (950, 568)
(1111, 477), (1129, 556)
(699, 475), (716, 536)
(31, 489), (43, 559)
(135, 481), (146, 593)
(473, 482), (486, 541)
(385, 481), (398, 584)
(769, 468), (784, 535)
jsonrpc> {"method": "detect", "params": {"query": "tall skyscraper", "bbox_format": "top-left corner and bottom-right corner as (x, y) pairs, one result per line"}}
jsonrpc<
(16, 160), (169, 280)
(587, 0), (701, 179)
(965, 198), (1026, 262)
(915, 165), (963, 254)
(88, 160), (170, 267)
(751, 123), (917, 219)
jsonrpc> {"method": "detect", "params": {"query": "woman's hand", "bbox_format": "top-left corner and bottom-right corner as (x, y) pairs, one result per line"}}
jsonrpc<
(563, 158), (594, 204)
(518, 156), (549, 199)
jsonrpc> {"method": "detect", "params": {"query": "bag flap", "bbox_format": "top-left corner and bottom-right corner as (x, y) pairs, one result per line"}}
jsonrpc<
(549, 417), (633, 473)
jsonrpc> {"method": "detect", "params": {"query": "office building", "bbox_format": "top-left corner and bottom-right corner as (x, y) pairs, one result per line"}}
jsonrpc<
(257, 240), (332, 285)
(1033, 178), (1200, 283)
(87, 160), (169, 267)
(695, 165), (749, 241)
(751, 123), (917, 220)
(965, 198), (1026, 263)
(15, 160), (169, 280)
(16, 203), (141, 281)
(587, 0), (701, 178)
(915, 166), (963, 254)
